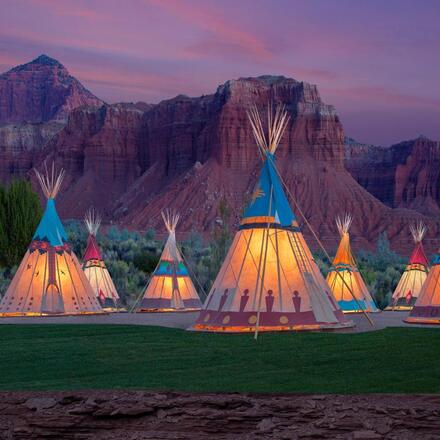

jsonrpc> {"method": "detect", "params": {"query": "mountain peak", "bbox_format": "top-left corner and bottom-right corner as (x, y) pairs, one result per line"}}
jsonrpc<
(30, 54), (64, 68)
(0, 55), (103, 123)
(6, 54), (66, 75)
(417, 134), (430, 141)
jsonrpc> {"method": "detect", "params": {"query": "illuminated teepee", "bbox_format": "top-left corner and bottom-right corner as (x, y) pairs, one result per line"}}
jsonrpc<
(192, 104), (354, 332)
(326, 215), (378, 313)
(0, 164), (103, 316)
(83, 208), (121, 310)
(135, 211), (202, 312)
(388, 222), (429, 311)
(405, 248), (440, 324)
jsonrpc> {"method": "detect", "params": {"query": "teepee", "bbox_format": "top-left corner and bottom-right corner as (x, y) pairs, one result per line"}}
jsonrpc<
(192, 104), (354, 333)
(0, 164), (103, 316)
(326, 214), (378, 313)
(83, 208), (121, 310)
(135, 211), (202, 312)
(405, 249), (440, 324)
(388, 222), (429, 311)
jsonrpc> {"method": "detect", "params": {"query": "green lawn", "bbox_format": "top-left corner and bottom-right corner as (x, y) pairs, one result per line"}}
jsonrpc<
(0, 325), (438, 393)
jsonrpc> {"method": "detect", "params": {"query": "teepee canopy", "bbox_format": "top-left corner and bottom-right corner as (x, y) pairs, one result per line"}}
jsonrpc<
(135, 210), (201, 312)
(408, 222), (429, 266)
(0, 164), (103, 316)
(389, 222), (429, 311)
(193, 104), (353, 333)
(82, 208), (120, 310)
(33, 165), (68, 247)
(327, 214), (378, 313)
(242, 105), (296, 228)
(83, 208), (103, 261)
(332, 214), (356, 268)
(405, 246), (440, 324)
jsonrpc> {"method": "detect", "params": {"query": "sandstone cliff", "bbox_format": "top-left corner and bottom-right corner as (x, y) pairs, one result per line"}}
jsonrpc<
(1, 55), (439, 254)
(0, 122), (63, 181)
(346, 136), (440, 216)
(37, 76), (439, 253)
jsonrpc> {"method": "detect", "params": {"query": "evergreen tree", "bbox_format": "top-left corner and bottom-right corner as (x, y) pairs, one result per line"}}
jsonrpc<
(0, 180), (42, 267)
(210, 198), (232, 281)
(0, 185), (7, 265)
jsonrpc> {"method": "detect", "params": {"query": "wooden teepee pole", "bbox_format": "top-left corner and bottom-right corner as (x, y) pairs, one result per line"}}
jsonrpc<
(267, 155), (374, 326)
(254, 185), (274, 340)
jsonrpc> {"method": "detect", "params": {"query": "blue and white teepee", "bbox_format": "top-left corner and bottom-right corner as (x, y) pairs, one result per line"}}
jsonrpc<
(193, 104), (353, 333)
(0, 164), (102, 316)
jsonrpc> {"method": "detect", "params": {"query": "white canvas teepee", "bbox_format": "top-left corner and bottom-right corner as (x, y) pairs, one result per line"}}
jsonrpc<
(0, 164), (103, 316)
(388, 222), (429, 310)
(326, 214), (378, 313)
(135, 210), (202, 312)
(192, 104), (354, 332)
(405, 245), (440, 324)
(82, 208), (121, 310)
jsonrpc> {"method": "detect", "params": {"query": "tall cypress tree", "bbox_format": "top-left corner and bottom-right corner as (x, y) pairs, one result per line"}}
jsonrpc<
(0, 180), (42, 268)
(0, 185), (7, 266)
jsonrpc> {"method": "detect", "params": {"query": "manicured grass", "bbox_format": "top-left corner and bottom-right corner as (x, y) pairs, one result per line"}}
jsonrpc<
(0, 325), (438, 393)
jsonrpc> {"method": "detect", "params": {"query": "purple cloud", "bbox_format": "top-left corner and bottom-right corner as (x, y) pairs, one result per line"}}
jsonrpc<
(0, 0), (439, 145)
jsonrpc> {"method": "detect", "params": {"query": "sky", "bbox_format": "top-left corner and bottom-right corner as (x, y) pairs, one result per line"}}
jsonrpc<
(1, 0), (439, 145)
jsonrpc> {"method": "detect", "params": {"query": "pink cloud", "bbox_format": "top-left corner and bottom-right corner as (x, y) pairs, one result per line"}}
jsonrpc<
(74, 67), (193, 97)
(0, 28), (138, 61)
(147, 0), (273, 63)
(27, 0), (104, 20)
(326, 86), (440, 110)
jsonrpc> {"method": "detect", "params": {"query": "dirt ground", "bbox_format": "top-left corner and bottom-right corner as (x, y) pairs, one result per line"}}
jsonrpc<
(0, 310), (437, 333)
(1, 390), (439, 439)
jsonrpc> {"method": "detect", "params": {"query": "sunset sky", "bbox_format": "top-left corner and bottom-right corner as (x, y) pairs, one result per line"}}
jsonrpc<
(1, 0), (439, 145)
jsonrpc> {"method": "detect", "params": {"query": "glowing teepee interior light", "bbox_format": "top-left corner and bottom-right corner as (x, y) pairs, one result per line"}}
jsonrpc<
(0, 163), (103, 316)
(192, 104), (354, 333)
(83, 208), (121, 310)
(135, 210), (202, 312)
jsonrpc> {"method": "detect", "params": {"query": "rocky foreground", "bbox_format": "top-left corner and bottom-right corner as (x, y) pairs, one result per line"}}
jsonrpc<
(1, 391), (439, 439)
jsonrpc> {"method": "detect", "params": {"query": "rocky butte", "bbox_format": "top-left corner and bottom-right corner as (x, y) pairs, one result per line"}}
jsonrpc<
(0, 54), (103, 124)
(0, 55), (103, 181)
(0, 55), (439, 254)
(346, 135), (440, 217)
